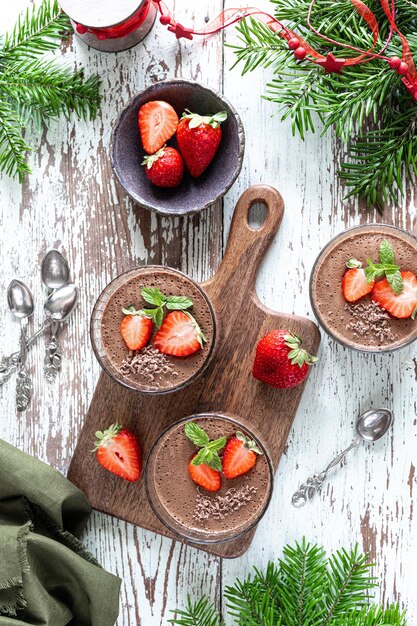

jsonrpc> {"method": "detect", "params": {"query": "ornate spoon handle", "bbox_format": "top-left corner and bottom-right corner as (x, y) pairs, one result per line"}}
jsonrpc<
(16, 322), (33, 412)
(0, 319), (51, 387)
(44, 320), (62, 381)
(291, 435), (361, 507)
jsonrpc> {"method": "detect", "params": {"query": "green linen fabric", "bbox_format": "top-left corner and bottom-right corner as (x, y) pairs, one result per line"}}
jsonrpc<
(0, 439), (121, 625)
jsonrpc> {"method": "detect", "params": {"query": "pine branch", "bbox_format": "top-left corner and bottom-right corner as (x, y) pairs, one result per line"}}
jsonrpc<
(0, 100), (31, 182)
(169, 596), (223, 626)
(1, 58), (101, 122)
(226, 563), (282, 625)
(2, 0), (71, 60)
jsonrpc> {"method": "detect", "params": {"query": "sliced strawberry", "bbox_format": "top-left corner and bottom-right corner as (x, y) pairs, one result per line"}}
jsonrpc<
(188, 456), (221, 492)
(153, 310), (205, 356)
(372, 271), (417, 318)
(138, 100), (178, 154)
(222, 432), (262, 479)
(95, 424), (142, 482)
(342, 268), (375, 303)
(120, 310), (152, 351)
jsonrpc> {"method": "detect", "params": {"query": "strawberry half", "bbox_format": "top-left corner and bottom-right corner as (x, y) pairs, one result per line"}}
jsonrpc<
(252, 330), (318, 389)
(342, 268), (375, 302)
(94, 424), (142, 482)
(153, 310), (205, 357)
(222, 432), (262, 479)
(188, 455), (221, 492)
(120, 307), (153, 351)
(142, 147), (184, 188)
(176, 110), (227, 177)
(372, 271), (417, 318)
(138, 100), (178, 154)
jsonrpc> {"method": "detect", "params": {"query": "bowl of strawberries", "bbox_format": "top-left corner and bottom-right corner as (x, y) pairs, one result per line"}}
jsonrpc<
(111, 79), (245, 216)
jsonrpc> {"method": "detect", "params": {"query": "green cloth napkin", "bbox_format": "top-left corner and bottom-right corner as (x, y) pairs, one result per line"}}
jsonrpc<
(0, 439), (121, 625)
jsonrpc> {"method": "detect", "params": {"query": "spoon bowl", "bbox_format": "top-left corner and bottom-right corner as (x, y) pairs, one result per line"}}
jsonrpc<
(44, 283), (78, 321)
(41, 250), (70, 290)
(356, 408), (392, 442)
(7, 280), (34, 319)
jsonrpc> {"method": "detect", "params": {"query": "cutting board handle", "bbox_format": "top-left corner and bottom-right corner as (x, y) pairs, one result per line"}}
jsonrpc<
(203, 185), (284, 295)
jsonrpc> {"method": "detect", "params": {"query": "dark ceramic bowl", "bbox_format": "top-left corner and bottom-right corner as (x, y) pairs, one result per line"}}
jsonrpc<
(111, 79), (245, 216)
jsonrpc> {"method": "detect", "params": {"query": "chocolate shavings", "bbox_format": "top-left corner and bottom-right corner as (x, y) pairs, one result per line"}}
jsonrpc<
(346, 300), (397, 343)
(193, 484), (257, 523)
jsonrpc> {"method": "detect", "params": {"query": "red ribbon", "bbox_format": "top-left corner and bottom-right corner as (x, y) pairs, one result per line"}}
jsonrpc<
(74, 1), (151, 40)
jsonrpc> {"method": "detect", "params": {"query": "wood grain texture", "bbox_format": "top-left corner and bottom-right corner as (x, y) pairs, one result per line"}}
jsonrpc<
(68, 185), (320, 559)
(1, 0), (416, 623)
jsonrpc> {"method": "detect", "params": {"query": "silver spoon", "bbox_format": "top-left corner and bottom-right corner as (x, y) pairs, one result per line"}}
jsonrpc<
(41, 251), (71, 381)
(0, 284), (78, 386)
(41, 250), (70, 290)
(291, 408), (393, 507)
(43, 283), (77, 381)
(7, 280), (34, 412)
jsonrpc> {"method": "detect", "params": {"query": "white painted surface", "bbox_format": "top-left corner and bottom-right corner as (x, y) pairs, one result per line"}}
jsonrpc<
(1, 1), (416, 624)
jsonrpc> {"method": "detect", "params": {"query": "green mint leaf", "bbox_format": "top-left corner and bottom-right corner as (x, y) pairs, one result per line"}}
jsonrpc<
(206, 455), (222, 472)
(184, 422), (210, 448)
(165, 295), (193, 310)
(192, 448), (222, 471)
(346, 258), (362, 269)
(206, 436), (227, 453)
(364, 266), (377, 284)
(386, 270), (404, 294)
(384, 264), (400, 272)
(380, 239), (395, 266)
(153, 306), (164, 329)
(141, 287), (165, 307)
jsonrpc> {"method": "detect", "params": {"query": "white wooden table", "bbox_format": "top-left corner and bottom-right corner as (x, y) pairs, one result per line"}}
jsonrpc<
(1, 2), (416, 624)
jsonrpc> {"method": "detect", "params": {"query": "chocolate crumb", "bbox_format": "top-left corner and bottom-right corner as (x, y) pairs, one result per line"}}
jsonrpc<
(346, 300), (396, 342)
(193, 484), (257, 524)
(119, 345), (178, 383)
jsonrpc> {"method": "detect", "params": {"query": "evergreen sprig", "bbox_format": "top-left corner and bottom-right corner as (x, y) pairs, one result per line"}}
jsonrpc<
(169, 539), (406, 625)
(0, 0), (101, 182)
(229, 0), (417, 210)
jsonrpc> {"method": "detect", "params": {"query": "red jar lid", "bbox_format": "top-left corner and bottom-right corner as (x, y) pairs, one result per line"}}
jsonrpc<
(59, 0), (144, 29)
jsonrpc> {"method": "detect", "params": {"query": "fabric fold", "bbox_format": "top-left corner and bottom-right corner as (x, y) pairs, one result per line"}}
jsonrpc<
(0, 439), (121, 625)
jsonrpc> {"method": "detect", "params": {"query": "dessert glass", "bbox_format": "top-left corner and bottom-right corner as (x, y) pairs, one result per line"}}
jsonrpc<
(310, 224), (417, 352)
(145, 412), (274, 545)
(91, 265), (217, 394)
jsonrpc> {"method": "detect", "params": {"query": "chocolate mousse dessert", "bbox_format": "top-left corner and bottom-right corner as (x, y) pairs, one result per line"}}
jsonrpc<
(91, 266), (216, 393)
(310, 224), (417, 351)
(145, 413), (273, 544)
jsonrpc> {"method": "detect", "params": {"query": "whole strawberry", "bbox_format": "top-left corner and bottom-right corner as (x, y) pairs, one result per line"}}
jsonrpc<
(176, 110), (227, 177)
(252, 330), (318, 389)
(142, 146), (184, 188)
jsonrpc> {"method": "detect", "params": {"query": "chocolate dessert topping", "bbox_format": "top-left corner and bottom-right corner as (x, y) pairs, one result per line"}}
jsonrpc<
(346, 300), (396, 342)
(193, 484), (258, 523)
(119, 345), (178, 383)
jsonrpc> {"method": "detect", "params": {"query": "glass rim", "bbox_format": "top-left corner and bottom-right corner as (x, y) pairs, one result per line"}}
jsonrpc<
(144, 412), (275, 545)
(309, 223), (417, 354)
(90, 265), (218, 394)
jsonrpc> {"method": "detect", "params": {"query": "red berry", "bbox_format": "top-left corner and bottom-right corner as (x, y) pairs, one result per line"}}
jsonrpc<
(397, 62), (409, 75)
(176, 110), (227, 177)
(388, 56), (402, 70)
(342, 268), (375, 303)
(159, 14), (171, 26)
(222, 433), (262, 479)
(120, 311), (153, 350)
(143, 147), (184, 188)
(153, 310), (204, 356)
(252, 330), (318, 389)
(188, 456), (221, 492)
(288, 37), (300, 50)
(294, 46), (307, 60)
(138, 100), (178, 154)
(95, 424), (142, 482)
(372, 271), (417, 319)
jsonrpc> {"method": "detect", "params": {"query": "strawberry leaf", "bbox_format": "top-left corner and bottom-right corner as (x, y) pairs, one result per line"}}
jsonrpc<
(346, 258), (362, 269)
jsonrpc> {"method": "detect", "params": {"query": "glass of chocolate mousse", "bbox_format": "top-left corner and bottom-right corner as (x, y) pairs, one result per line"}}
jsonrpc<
(310, 224), (417, 352)
(91, 266), (217, 394)
(145, 413), (274, 545)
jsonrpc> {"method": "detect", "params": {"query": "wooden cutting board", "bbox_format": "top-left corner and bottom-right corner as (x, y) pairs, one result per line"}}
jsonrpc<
(68, 185), (320, 558)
